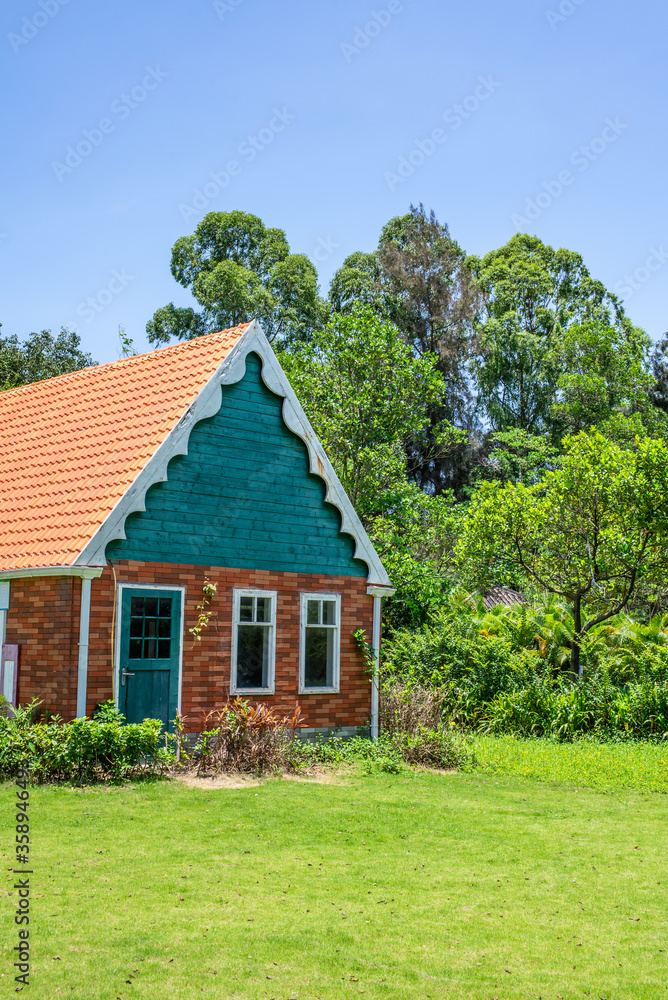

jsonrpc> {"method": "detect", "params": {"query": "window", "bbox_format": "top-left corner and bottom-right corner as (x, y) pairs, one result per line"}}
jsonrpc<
(129, 595), (173, 659)
(300, 593), (340, 693)
(231, 589), (276, 693)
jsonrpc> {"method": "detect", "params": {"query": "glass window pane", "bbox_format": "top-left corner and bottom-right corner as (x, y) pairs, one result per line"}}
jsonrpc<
(129, 638), (142, 659)
(130, 618), (143, 638)
(145, 618), (157, 638)
(144, 597), (158, 617)
(157, 639), (171, 659)
(158, 617), (171, 638)
(130, 596), (144, 616)
(256, 597), (271, 623)
(239, 596), (253, 622)
(304, 627), (334, 687)
(158, 598), (172, 618)
(322, 600), (337, 625)
(307, 600), (320, 625)
(144, 638), (157, 659)
(236, 625), (269, 689)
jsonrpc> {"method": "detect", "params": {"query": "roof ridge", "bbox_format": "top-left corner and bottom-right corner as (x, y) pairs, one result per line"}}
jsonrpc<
(0, 323), (251, 396)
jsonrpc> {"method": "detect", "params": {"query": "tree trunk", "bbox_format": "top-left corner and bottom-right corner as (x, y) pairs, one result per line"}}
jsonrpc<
(570, 595), (582, 679)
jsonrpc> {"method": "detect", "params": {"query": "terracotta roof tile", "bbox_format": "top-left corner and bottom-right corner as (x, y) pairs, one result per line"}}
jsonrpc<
(0, 325), (249, 572)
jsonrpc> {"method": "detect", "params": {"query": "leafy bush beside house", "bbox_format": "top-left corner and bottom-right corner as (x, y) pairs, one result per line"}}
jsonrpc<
(0, 701), (174, 781)
(381, 591), (668, 739)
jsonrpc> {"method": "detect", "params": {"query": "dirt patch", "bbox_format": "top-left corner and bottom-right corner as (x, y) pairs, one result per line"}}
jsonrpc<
(174, 772), (262, 790)
(171, 765), (350, 790)
(282, 765), (351, 784)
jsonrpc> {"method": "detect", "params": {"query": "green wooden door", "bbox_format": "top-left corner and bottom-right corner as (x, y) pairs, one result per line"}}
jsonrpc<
(119, 588), (181, 730)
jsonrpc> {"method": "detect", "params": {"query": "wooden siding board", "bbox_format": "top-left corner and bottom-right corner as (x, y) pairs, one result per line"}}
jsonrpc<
(106, 353), (366, 577)
(152, 482), (328, 514)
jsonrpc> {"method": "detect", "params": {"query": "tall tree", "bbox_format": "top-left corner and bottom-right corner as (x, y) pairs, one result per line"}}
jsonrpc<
(0, 327), (96, 389)
(467, 233), (626, 436)
(548, 320), (655, 434)
(459, 430), (668, 676)
(279, 304), (458, 522)
(329, 205), (481, 495)
(650, 334), (668, 414)
(147, 211), (329, 346)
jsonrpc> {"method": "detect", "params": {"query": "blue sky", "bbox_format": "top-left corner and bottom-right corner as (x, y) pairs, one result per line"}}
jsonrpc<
(2, 0), (666, 363)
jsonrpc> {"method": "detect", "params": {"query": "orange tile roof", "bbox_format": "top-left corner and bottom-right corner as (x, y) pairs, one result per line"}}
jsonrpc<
(0, 325), (250, 572)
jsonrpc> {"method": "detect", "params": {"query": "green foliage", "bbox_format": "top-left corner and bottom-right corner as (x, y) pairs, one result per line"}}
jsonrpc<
(459, 429), (668, 673)
(0, 700), (174, 781)
(549, 320), (655, 434)
(329, 205), (481, 495)
(280, 304), (458, 520)
(293, 726), (475, 772)
(0, 327), (96, 389)
(476, 428), (561, 486)
(467, 233), (625, 434)
(147, 211), (328, 346)
(382, 591), (668, 740)
(370, 490), (460, 628)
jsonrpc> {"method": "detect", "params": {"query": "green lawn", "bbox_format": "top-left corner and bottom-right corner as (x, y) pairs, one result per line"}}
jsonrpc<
(472, 734), (668, 793)
(2, 761), (667, 999)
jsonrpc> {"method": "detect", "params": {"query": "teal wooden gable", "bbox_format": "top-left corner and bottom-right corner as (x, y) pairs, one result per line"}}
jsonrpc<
(105, 353), (368, 577)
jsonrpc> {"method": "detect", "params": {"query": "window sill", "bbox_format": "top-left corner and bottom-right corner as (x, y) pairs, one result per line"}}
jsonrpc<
(230, 687), (275, 696)
(299, 687), (340, 695)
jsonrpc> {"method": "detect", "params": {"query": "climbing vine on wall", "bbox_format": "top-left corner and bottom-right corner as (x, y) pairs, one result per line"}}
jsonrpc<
(189, 580), (218, 641)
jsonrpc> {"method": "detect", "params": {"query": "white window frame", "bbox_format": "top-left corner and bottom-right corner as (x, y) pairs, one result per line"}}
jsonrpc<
(299, 592), (341, 695)
(230, 588), (277, 695)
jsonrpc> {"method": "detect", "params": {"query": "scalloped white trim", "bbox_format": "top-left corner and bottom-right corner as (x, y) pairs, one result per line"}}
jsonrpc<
(75, 321), (391, 586)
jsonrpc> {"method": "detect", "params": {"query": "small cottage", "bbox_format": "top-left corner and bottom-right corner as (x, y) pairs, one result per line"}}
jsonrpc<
(0, 322), (393, 738)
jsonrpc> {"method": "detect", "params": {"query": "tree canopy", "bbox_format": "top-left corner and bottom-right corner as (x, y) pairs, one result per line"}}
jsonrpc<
(467, 233), (627, 436)
(147, 211), (328, 346)
(458, 430), (668, 675)
(0, 327), (96, 389)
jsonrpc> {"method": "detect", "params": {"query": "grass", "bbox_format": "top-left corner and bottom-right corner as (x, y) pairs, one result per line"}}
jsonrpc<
(472, 734), (668, 793)
(2, 757), (668, 998)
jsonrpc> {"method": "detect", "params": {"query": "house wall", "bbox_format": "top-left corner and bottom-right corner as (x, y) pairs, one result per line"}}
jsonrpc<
(4, 575), (80, 718)
(8, 561), (373, 733)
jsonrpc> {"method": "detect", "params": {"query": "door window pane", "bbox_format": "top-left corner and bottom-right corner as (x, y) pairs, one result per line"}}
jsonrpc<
(127, 595), (173, 660)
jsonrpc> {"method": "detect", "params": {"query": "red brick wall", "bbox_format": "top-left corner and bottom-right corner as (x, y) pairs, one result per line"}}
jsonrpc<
(5, 575), (80, 718)
(7, 562), (374, 732)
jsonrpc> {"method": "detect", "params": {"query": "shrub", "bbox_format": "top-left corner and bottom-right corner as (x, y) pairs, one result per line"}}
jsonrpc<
(193, 699), (304, 774)
(293, 726), (475, 772)
(0, 700), (174, 782)
(379, 681), (445, 735)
